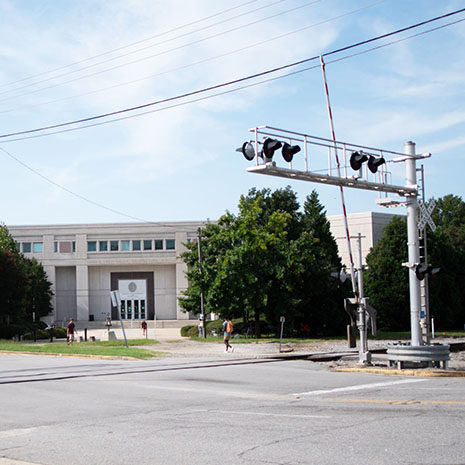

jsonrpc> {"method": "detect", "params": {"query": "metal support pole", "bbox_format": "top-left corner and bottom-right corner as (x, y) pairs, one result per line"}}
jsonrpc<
(32, 310), (37, 343)
(356, 233), (370, 363)
(197, 227), (206, 338)
(355, 233), (371, 364)
(405, 141), (423, 347)
(118, 302), (129, 348)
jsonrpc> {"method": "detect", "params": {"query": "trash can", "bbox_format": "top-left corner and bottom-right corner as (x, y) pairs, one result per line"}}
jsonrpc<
(89, 314), (94, 321)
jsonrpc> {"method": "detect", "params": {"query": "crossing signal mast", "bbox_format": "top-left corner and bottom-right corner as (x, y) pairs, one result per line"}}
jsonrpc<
(236, 126), (449, 368)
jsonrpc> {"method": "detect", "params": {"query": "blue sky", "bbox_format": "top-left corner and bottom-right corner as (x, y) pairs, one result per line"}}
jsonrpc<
(0, 0), (464, 225)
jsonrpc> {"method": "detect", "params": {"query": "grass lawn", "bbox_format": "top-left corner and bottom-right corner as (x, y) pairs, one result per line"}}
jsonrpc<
(0, 340), (161, 359)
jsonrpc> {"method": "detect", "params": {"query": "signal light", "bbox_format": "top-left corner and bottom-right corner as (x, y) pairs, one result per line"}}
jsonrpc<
(415, 264), (440, 281)
(236, 142), (256, 161)
(236, 139), (301, 164)
(282, 143), (301, 163)
(262, 138), (282, 162)
(367, 155), (385, 173)
(350, 151), (368, 171)
(331, 267), (350, 283)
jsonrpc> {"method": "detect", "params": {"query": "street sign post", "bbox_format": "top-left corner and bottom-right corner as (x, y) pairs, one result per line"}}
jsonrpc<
(110, 290), (128, 348)
(279, 316), (285, 353)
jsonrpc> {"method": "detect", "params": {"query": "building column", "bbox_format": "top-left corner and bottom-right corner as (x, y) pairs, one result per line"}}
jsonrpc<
(175, 231), (189, 320)
(43, 265), (56, 324)
(76, 265), (89, 321)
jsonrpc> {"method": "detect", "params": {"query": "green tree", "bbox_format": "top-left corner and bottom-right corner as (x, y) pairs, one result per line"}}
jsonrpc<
(179, 187), (347, 337)
(0, 225), (53, 337)
(364, 216), (409, 331)
(427, 194), (465, 329)
(364, 194), (465, 331)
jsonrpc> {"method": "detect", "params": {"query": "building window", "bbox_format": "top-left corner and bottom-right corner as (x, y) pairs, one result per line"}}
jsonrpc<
(132, 240), (141, 251)
(15, 241), (20, 251)
(33, 242), (43, 253)
(99, 241), (108, 252)
(72, 241), (76, 253)
(143, 240), (152, 251)
(87, 241), (97, 252)
(54, 242), (58, 253)
(22, 242), (31, 253)
(121, 240), (130, 251)
(154, 239), (163, 250)
(110, 240), (119, 251)
(166, 239), (175, 250)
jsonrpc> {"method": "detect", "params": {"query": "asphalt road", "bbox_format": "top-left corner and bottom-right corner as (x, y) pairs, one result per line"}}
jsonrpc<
(1, 354), (464, 465)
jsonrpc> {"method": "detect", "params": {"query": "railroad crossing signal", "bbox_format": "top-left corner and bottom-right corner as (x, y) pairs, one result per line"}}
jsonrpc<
(418, 199), (436, 231)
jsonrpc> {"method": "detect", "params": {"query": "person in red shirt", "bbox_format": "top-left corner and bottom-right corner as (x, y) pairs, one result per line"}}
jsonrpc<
(67, 318), (77, 345)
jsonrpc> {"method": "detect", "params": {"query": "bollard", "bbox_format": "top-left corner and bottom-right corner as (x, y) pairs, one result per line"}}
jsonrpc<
(84, 328), (88, 341)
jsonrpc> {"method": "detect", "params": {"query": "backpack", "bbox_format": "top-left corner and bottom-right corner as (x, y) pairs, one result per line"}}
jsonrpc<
(226, 321), (233, 333)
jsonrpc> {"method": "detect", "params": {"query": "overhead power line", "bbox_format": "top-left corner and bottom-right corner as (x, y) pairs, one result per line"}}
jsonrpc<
(0, 145), (150, 223)
(0, 0), (262, 90)
(1, 16), (464, 224)
(0, 0), (318, 102)
(0, 145), (207, 227)
(1, 7), (464, 142)
(5, 15), (463, 145)
(0, 0), (382, 115)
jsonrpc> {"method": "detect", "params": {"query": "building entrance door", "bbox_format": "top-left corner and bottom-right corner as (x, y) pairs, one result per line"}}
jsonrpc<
(118, 279), (147, 321)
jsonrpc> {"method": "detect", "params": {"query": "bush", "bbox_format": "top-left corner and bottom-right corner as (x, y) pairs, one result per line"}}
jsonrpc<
(180, 325), (195, 337)
(23, 326), (67, 340)
(186, 325), (200, 337)
(52, 326), (67, 338)
(206, 319), (224, 336)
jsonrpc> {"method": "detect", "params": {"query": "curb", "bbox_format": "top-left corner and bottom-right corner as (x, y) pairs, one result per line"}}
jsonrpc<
(333, 366), (465, 377)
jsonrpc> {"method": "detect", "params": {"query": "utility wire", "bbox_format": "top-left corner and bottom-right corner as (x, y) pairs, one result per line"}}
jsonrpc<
(0, 0), (262, 90)
(4, 15), (463, 145)
(0, 0), (381, 116)
(1, 7), (464, 141)
(1, 15), (463, 224)
(0, 145), (205, 227)
(0, 0), (317, 102)
(0, 145), (150, 223)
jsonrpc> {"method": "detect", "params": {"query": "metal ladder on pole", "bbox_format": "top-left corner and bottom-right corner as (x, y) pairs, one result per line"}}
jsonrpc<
(417, 164), (430, 344)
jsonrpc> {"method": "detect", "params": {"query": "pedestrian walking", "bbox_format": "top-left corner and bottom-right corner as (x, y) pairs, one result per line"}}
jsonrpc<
(223, 318), (234, 352)
(67, 318), (77, 345)
(141, 320), (147, 337)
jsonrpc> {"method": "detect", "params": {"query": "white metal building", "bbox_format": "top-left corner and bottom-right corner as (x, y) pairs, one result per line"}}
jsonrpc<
(8, 212), (399, 324)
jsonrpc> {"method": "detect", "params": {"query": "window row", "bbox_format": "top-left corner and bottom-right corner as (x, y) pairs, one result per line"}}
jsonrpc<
(87, 239), (175, 252)
(15, 242), (43, 254)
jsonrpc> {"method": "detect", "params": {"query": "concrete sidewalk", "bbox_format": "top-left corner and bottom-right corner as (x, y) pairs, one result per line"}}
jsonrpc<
(75, 326), (183, 342)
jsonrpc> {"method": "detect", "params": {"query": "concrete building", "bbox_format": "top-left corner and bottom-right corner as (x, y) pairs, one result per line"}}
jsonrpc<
(8, 212), (400, 324)
(8, 222), (205, 325)
(328, 211), (400, 267)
